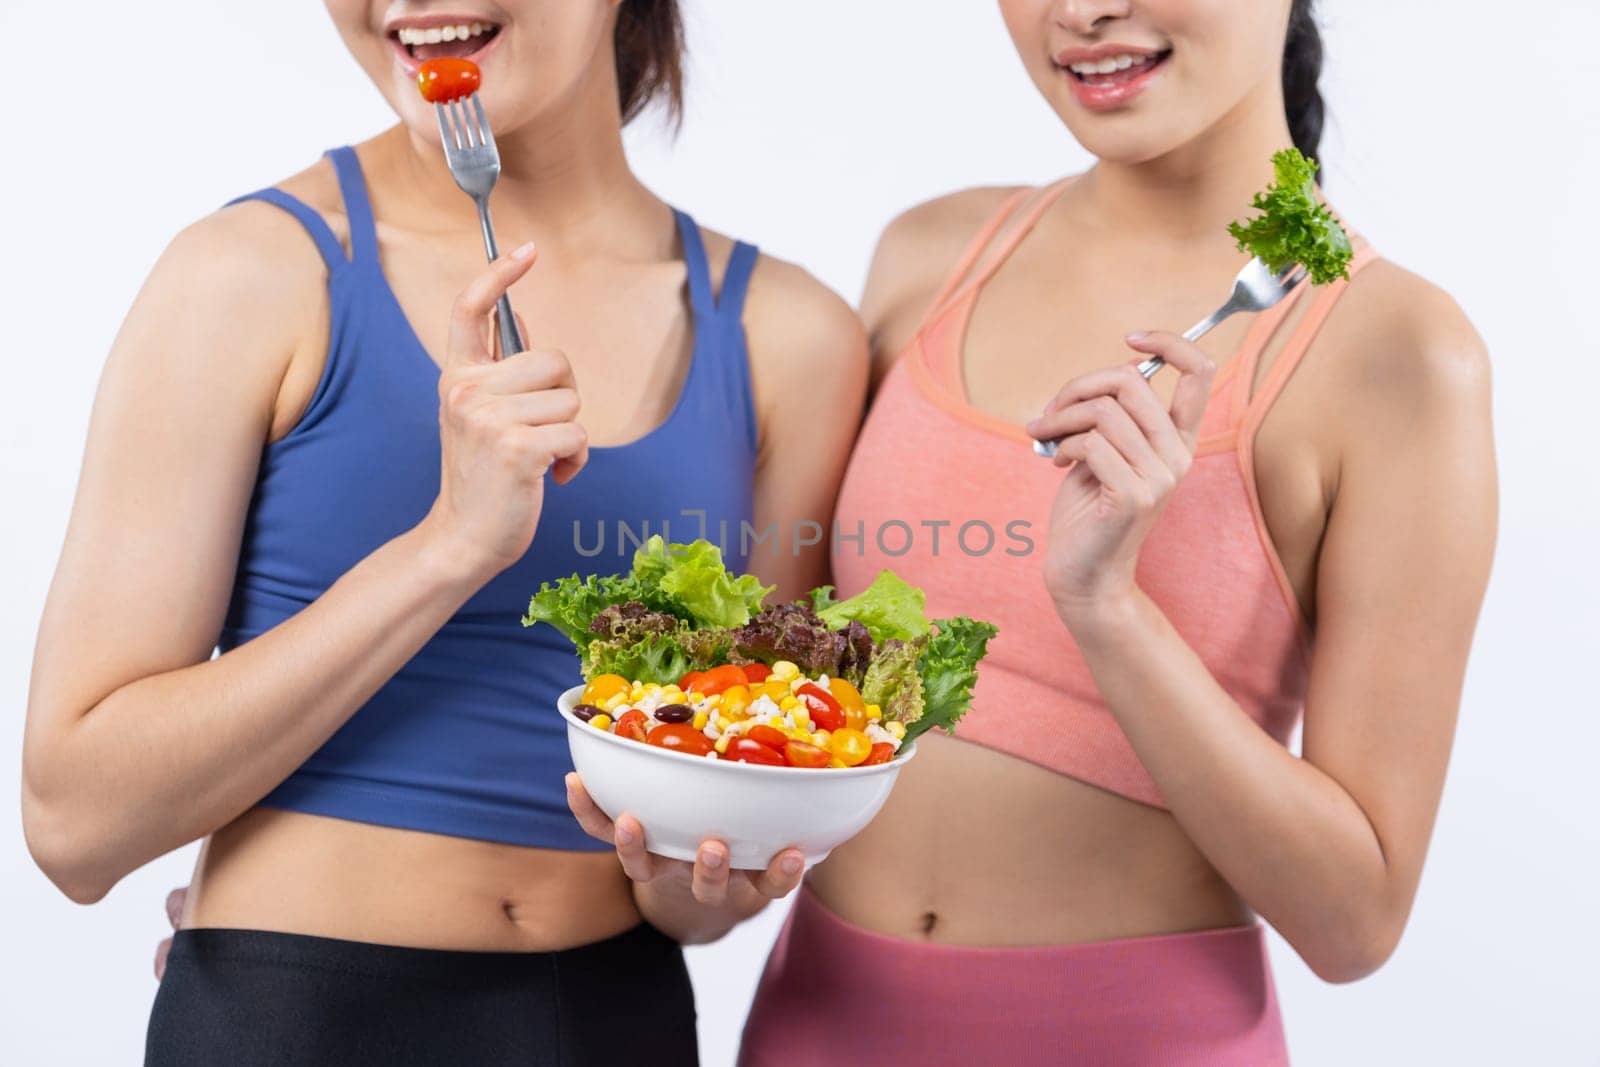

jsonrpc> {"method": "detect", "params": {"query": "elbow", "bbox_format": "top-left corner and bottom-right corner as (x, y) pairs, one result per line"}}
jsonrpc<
(21, 784), (118, 905)
(1298, 915), (1404, 985)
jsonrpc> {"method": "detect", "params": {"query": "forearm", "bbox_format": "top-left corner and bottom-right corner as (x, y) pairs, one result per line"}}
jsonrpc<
(1064, 592), (1396, 979)
(25, 520), (485, 898)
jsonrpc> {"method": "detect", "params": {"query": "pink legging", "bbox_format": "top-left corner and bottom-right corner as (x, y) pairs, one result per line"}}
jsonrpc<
(739, 887), (1288, 1066)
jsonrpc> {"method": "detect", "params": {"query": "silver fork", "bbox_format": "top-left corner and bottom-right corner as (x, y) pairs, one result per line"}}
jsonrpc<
(434, 93), (525, 357)
(1032, 258), (1307, 458)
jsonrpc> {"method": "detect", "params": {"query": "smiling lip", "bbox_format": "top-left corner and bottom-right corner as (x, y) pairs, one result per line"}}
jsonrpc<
(387, 13), (504, 78)
(1055, 45), (1170, 112)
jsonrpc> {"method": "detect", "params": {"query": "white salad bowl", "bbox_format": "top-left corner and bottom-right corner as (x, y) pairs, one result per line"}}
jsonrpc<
(558, 685), (916, 870)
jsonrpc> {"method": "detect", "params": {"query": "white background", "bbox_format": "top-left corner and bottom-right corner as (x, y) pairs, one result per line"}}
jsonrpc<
(3, 2), (1597, 1065)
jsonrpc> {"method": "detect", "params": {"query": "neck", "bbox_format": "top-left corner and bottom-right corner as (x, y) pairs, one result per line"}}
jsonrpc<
(1078, 84), (1300, 246)
(370, 61), (659, 252)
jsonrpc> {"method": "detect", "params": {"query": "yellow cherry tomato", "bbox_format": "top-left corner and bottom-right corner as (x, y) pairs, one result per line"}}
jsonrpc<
(582, 673), (630, 706)
(827, 727), (872, 767)
(756, 680), (790, 704)
(829, 677), (868, 730)
(721, 684), (753, 721)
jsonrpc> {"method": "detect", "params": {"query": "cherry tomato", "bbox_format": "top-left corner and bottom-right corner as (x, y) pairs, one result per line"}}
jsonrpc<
(827, 727), (872, 767)
(720, 684), (753, 721)
(741, 663), (773, 684)
(862, 742), (895, 766)
(689, 665), (747, 697)
(796, 683), (845, 732)
(647, 723), (714, 758)
(582, 674), (629, 706)
(678, 670), (704, 692)
(725, 737), (785, 766)
(614, 709), (649, 744)
(829, 677), (869, 731)
(783, 739), (831, 769)
(746, 725), (789, 751)
(416, 58), (482, 103)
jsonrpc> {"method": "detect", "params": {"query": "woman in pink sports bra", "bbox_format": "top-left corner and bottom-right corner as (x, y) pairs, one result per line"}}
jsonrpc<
(740, 2), (1495, 1064)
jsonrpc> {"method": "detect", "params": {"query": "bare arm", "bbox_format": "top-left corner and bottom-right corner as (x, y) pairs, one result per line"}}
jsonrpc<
(1032, 293), (1496, 981)
(23, 221), (583, 903)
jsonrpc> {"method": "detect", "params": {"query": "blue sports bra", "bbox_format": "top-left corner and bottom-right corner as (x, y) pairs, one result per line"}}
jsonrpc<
(219, 147), (759, 849)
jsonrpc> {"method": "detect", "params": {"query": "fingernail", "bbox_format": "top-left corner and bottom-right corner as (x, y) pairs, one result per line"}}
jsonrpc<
(700, 849), (724, 869)
(782, 854), (803, 875)
(1024, 417), (1040, 433)
(1126, 331), (1148, 342)
(616, 824), (635, 846)
(511, 241), (537, 261)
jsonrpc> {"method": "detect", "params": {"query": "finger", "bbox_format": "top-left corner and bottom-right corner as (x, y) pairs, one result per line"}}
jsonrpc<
(490, 388), (582, 427)
(1037, 366), (1131, 419)
(1052, 429), (1144, 499)
(1031, 365), (1189, 471)
(1033, 397), (1169, 485)
(527, 423), (589, 485)
(481, 348), (575, 395)
(612, 815), (658, 884)
(446, 243), (538, 367)
(166, 886), (187, 930)
(565, 773), (616, 844)
(1123, 331), (1216, 447)
(749, 849), (806, 900)
(154, 936), (173, 981)
(691, 841), (731, 906)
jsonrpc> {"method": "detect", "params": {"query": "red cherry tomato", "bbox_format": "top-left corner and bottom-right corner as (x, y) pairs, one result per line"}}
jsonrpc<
(862, 742), (895, 766)
(416, 58), (482, 103)
(783, 739), (831, 769)
(614, 709), (649, 744)
(741, 663), (772, 684)
(678, 670), (703, 692)
(647, 723), (714, 758)
(796, 683), (845, 732)
(725, 738), (785, 766)
(690, 665), (748, 697)
(745, 725), (789, 751)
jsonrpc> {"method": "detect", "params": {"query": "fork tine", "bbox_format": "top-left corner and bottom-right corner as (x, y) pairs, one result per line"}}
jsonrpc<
(472, 95), (494, 149)
(459, 98), (482, 148)
(434, 101), (458, 152)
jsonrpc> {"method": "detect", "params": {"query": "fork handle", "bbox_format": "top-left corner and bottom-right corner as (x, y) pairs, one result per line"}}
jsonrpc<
(1032, 302), (1237, 458)
(474, 198), (526, 357)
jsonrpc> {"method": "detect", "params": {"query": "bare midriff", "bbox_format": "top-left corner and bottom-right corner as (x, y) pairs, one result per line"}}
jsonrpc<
(806, 733), (1251, 946)
(183, 807), (642, 952)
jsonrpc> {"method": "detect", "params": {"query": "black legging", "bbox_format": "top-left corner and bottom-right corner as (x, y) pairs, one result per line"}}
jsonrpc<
(147, 923), (698, 1066)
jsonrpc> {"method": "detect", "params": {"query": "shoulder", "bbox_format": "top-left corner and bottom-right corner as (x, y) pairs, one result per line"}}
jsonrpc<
(864, 185), (1025, 315)
(1325, 258), (1491, 417)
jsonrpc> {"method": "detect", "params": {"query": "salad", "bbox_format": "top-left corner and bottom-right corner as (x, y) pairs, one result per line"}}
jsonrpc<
(1228, 147), (1353, 284)
(524, 538), (997, 769)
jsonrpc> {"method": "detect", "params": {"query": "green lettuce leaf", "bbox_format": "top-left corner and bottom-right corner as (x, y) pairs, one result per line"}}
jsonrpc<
(861, 637), (927, 728)
(1226, 148), (1353, 285)
(909, 616), (998, 743)
(816, 570), (930, 643)
(521, 572), (644, 654)
(583, 632), (694, 685)
(631, 537), (773, 629)
(808, 585), (837, 613)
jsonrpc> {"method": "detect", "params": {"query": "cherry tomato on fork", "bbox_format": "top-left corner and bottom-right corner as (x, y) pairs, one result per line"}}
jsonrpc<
(795, 683), (845, 732)
(646, 723), (714, 758)
(614, 710), (649, 744)
(725, 738), (785, 766)
(416, 58), (482, 103)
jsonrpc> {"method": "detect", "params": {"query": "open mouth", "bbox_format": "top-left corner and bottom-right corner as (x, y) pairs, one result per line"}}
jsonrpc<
(1063, 49), (1171, 87)
(389, 20), (502, 64)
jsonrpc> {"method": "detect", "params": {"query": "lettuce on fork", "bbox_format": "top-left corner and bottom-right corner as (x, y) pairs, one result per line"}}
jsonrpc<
(523, 538), (996, 741)
(1227, 147), (1353, 285)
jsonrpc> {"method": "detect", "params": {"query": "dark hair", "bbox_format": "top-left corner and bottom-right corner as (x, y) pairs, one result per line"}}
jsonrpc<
(614, 0), (685, 124)
(1282, 0), (1325, 162)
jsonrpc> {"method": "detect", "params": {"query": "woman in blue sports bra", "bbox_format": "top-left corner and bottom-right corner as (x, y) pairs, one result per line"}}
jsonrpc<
(22, 3), (865, 1064)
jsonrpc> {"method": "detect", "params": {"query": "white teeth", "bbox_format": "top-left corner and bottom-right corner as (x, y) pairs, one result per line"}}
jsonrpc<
(442, 25), (458, 41)
(1115, 55), (1134, 70)
(397, 22), (491, 46)
(1068, 53), (1154, 75)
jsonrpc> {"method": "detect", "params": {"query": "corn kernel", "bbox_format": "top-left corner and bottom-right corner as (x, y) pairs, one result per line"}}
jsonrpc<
(789, 706), (811, 731)
(629, 686), (646, 702)
(602, 692), (628, 712)
(886, 720), (906, 740)
(828, 757), (847, 768)
(790, 676), (806, 691)
(866, 704), (882, 721)
(589, 714), (613, 731)
(715, 715), (732, 731)
(771, 660), (799, 681)
(714, 734), (732, 754)
(662, 685), (684, 699)
(644, 683), (663, 695)
(779, 695), (801, 712)
(704, 694), (723, 708)
(692, 711), (709, 730)
(813, 730), (830, 746)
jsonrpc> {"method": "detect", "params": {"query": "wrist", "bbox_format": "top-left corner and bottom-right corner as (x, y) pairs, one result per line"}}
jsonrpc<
(406, 513), (503, 598)
(1054, 586), (1149, 644)
(631, 878), (752, 946)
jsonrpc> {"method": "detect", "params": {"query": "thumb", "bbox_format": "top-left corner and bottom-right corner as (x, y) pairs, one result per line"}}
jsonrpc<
(447, 242), (537, 366)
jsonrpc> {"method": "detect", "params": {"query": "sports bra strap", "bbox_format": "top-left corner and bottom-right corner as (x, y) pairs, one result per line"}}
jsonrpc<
(923, 187), (1035, 316)
(325, 147), (379, 264)
(224, 188), (348, 270)
(1238, 243), (1381, 433)
(718, 241), (759, 318)
(960, 179), (1074, 293)
(674, 208), (758, 320)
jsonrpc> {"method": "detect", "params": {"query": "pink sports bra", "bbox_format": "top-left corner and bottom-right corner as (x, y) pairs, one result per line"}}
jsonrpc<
(832, 180), (1376, 806)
